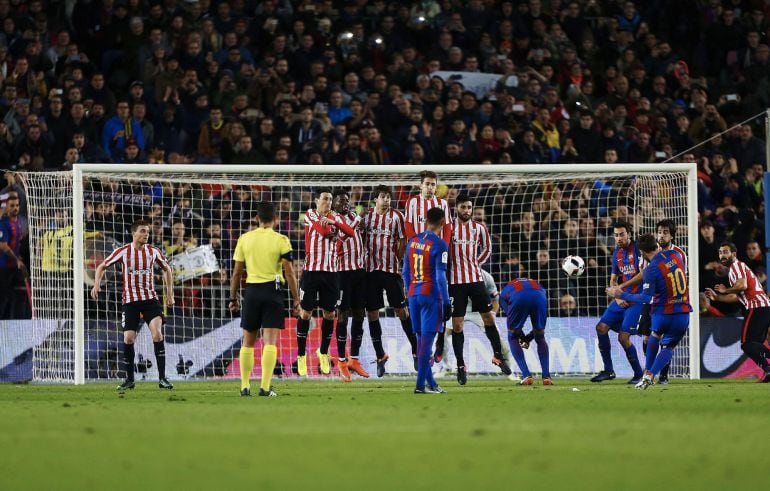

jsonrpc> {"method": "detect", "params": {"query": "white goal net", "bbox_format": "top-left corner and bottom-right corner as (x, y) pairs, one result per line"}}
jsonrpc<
(18, 164), (699, 383)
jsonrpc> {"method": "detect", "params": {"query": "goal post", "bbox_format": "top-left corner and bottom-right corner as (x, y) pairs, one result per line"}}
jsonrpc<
(19, 163), (699, 384)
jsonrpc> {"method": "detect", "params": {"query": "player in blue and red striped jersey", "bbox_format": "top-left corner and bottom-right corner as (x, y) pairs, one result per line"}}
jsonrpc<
(591, 220), (645, 384)
(630, 219), (687, 384)
(403, 207), (450, 394)
(500, 277), (552, 386)
(607, 233), (692, 389)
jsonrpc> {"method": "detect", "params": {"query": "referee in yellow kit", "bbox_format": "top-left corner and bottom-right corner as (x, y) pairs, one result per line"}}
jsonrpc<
(229, 201), (300, 397)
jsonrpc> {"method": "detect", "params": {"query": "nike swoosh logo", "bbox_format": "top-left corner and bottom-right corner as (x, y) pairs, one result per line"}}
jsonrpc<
(702, 333), (743, 373)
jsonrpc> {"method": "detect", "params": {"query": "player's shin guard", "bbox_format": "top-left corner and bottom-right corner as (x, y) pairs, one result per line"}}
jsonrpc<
(369, 319), (385, 359)
(625, 344), (643, 376)
(534, 333), (550, 378)
(296, 318), (310, 356)
(153, 341), (166, 379)
(650, 347), (673, 376)
(416, 332), (437, 389)
(507, 331), (530, 377)
(484, 325), (504, 359)
(123, 342), (135, 382)
(350, 318), (364, 357)
(400, 317), (417, 356)
(452, 331), (465, 367)
(598, 333), (613, 372)
(260, 345), (277, 391)
(645, 336), (660, 372)
(742, 342), (770, 370)
(320, 318), (334, 354)
(239, 346), (254, 390)
(336, 317), (348, 361)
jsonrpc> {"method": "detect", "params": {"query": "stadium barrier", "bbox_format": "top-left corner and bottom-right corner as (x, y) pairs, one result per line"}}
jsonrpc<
(1, 317), (736, 383)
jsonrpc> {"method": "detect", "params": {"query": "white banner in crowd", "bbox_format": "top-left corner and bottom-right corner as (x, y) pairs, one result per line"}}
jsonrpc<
(430, 71), (506, 99)
(169, 245), (220, 282)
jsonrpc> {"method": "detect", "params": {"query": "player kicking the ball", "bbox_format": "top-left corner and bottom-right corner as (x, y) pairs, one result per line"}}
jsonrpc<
(607, 234), (692, 389)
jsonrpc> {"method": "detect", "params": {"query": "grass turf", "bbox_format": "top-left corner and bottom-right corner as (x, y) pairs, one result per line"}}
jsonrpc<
(0, 378), (767, 491)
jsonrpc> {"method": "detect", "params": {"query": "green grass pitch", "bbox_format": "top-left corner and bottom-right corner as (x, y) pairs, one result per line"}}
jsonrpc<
(0, 378), (767, 491)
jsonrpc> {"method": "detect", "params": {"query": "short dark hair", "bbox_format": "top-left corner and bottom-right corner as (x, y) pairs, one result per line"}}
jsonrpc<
(720, 241), (737, 253)
(131, 219), (150, 232)
(420, 169), (437, 183)
(455, 193), (471, 206)
(426, 207), (445, 226)
(656, 218), (677, 238)
(373, 185), (391, 198)
(637, 233), (658, 253)
(257, 201), (275, 222)
(612, 220), (632, 234)
(332, 189), (349, 200)
(315, 187), (333, 198)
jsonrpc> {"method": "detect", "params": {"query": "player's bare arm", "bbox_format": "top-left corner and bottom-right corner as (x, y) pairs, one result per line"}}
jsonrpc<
(162, 262), (175, 306)
(715, 277), (746, 295)
(704, 288), (740, 303)
(90, 262), (108, 299)
(228, 260), (245, 313)
(282, 258), (300, 315)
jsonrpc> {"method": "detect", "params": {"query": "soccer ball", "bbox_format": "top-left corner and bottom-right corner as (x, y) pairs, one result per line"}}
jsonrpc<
(562, 255), (586, 277)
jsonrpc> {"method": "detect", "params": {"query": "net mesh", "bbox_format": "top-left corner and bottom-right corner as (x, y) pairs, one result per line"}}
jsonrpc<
(19, 167), (693, 382)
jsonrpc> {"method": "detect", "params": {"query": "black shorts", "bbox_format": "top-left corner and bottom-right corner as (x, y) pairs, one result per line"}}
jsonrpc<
(742, 306), (770, 344)
(449, 282), (492, 317)
(638, 303), (652, 336)
(300, 270), (339, 312)
(365, 270), (407, 311)
(241, 283), (285, 332)
(122, 299), (164, 332)
(338, 269), (366, 311)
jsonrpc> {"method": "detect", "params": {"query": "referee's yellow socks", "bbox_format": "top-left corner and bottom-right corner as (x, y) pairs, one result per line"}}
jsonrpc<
(239, 347), (254, 390)
(261, 345), (277, 391)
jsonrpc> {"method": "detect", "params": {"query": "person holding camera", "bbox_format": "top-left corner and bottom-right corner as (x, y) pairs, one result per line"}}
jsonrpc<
(403, 207), (450, 395)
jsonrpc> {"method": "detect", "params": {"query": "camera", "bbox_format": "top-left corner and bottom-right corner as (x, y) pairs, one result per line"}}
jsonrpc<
(726, 93), (738, 102)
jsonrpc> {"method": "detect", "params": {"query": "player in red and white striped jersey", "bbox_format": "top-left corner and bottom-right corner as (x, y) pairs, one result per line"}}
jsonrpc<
(90, 219), (175, 391)
(706, 241), (770, 382)
(447, 194), (510, 384)
(296, 188), (356, 377)
(404, 170), (452, 244)
(362, 185), (417, 376)
(404, 170), (452, 362)
(331, 189), (366, 381)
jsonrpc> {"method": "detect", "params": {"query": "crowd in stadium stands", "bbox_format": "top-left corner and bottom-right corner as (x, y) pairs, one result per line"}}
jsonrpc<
(0, 0), (768, 320)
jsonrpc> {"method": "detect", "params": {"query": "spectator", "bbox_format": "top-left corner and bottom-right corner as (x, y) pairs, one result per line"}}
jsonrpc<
(102, 100), (145, 161)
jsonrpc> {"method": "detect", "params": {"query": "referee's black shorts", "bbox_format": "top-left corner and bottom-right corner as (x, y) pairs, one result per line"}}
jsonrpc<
(338, 269), (366, 311)
(742, 306), (770, 344)
(449, 282), (492, 317)
(637, 303), (652, 336)
(241, 282), (286, 332)
(300, 270), (339, 312)
(365, 270), (407, 311)
(122, 299), (164, 332)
